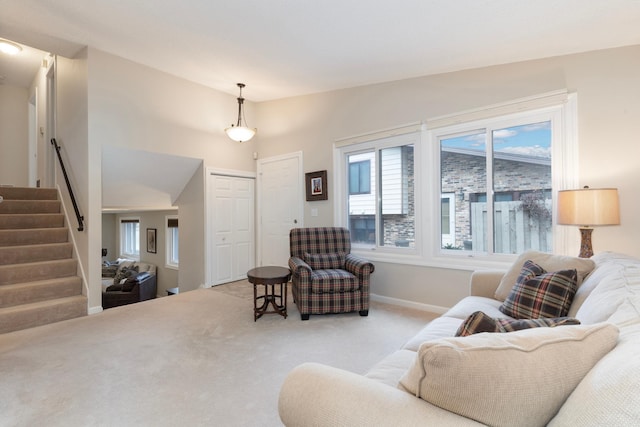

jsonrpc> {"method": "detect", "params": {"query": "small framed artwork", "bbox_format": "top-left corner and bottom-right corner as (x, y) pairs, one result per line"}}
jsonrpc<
(305, 170), (328, 201)
(146, 228), (157, 254)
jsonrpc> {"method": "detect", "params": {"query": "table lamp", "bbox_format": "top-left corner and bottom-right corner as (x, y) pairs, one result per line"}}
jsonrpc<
(557, 187), (620, 258)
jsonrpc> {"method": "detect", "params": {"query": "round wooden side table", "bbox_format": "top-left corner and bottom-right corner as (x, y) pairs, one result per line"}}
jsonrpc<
(247, 266), (291, 321)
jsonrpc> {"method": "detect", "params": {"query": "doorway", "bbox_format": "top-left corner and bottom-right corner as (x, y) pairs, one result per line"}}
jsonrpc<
(207, 171), (256, 285)
(256, 152), (303, 267)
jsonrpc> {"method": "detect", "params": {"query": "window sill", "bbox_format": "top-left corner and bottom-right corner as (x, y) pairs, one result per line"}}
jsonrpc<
(351, 248), (515, 272)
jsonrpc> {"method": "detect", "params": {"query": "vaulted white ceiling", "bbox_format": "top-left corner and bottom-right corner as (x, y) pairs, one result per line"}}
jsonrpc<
(2, 0), (640, 101)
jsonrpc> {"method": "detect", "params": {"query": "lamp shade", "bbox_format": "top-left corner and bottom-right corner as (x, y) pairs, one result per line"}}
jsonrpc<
(557, 187), (620, 226)
(225, 125), (256, 143)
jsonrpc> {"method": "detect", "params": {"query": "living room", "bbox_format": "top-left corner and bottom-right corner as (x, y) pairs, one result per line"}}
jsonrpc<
(1, 1), (640, 425)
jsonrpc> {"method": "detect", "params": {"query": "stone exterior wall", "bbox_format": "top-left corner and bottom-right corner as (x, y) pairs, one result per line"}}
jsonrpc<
(441, 151), (552, 248)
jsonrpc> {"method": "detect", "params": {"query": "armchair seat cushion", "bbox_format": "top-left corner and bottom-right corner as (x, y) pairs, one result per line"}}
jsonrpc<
(311, 269), (358, 293)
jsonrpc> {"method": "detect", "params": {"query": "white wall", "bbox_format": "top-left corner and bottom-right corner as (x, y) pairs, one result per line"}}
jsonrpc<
(256, 44), (640, 309)
(175, 163), (206, 292)
(101, 213), (116, 261)
(85, 49), (256, 298)
(46, 43), (640, 311)
(0, 85), (29, 186)
(56, 51), (97, 307)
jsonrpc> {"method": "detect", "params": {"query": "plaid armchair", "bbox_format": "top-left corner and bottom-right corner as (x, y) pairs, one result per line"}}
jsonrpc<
(288, 227), (375, 320)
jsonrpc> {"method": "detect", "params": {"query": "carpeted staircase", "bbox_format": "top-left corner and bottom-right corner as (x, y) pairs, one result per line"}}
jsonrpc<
(0, 187), (87, 334)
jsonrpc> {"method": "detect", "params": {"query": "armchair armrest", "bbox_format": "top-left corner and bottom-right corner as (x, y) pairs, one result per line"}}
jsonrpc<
(345, 253), (375, 276)
(469, 270), (505, 298)
(289, 256), (312, 277)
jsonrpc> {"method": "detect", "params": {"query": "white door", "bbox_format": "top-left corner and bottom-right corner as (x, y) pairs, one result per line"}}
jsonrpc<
(257, 152), (303, 267)
(208, 173), (255, 285)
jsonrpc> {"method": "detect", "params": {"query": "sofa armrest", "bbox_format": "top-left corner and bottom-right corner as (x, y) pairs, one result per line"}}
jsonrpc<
(279, 363), (483, 427)
(469, 270), (506, 298)
(136, 273), (157, 301)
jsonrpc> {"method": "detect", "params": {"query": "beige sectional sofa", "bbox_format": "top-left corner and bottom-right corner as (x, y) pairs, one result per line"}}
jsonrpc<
(279, 251), (640, 426)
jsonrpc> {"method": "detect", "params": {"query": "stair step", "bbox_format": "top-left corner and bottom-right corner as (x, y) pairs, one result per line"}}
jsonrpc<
(0, 213), (65, 230)
(0, 199), (60, 214)
(0, 227), (68, 246)
(0, 295), (87, 334)
(0, 259), (77, 285)
(0, 242), (74, 265)
(0, 187), (58, 201)
(0, 276), (82, 309)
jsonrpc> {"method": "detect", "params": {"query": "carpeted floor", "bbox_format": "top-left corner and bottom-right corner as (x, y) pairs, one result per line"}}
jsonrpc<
(0, 281), (437, 426)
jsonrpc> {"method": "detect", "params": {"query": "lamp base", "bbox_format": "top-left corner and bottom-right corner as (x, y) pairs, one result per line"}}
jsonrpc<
(578, 227), (594, 258)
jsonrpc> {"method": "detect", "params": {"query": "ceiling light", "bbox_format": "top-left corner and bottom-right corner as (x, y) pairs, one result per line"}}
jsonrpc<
(225, 83), (256, 143)
(0, 39), (22, 55)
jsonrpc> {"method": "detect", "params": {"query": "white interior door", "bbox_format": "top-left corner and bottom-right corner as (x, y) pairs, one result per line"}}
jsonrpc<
(257, 152), (303, 267)
(208, 173), (255, 285)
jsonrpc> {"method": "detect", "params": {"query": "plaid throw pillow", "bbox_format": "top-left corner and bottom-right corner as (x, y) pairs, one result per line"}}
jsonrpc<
(304, 252), (346, 270)
(455, 310), (581, 337)
(499, 260), (578, 319)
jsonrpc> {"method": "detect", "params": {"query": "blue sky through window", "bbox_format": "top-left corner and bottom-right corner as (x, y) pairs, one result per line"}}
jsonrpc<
(441, 121), (551, 159)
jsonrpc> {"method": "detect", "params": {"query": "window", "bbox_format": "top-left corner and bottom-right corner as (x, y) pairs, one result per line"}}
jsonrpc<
(337, 130), (419, 251)
(166, 216), (179, 268)
(349, 160), (371, 194)
(436, 114), (561, 256)
(120, 218), (140, 259)
(335, 92), (575, 266)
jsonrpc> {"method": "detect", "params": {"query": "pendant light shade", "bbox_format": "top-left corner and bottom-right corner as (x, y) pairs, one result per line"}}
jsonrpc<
(0, 39), (22, 55)
(225, 83), (256, 142)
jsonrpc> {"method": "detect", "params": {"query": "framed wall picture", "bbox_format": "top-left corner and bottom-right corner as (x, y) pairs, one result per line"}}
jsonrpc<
(305, 170), (328, 201)
(146, 228), (157, 253)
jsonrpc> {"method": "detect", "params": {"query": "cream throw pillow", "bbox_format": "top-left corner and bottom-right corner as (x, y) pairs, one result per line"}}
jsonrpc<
(494, 250), (595, 302)
(399, 323), (619, 427)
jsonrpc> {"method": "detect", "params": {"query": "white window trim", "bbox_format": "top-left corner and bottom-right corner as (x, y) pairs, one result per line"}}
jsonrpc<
(334, 124), (423, 264)
(165, 215), (179, 270)
(425, 93), (578, 270)
(119, 216), (140, 260)
(332, 92), (577, 271)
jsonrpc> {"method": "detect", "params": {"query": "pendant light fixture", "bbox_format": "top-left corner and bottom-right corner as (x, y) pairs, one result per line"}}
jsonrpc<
(0, 39), (22, 55)
(225, 83), (256, 142)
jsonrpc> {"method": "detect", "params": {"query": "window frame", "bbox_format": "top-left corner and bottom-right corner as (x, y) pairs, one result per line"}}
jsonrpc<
(333, 92), (577, 270)
(334, 127), (422, 262)
(165, 215), (179, 269)
(426, 95), (578, 268)
(119, 217), (140, 260)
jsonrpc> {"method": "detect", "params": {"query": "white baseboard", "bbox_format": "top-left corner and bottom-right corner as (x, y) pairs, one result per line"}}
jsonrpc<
(370, 293), (449, 315)
(88, 306), (103, 315)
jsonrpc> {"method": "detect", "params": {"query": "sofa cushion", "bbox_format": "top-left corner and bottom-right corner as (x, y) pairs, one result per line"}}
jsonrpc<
(304, 252), (346, 270)
(105, 283), (123, 292)
(494, 250), (595, 302)
(443, 296), (506, 321)
(364, 349), (416, 388)
(399, 323), (619, 427)
(549, 298), (640, 425)
(113, 266), (139, 286)
(455, 310), (580, 336)
(574, 252), (640, 323)
(499, 260), (577, 319)
(402, 316), (465, 352)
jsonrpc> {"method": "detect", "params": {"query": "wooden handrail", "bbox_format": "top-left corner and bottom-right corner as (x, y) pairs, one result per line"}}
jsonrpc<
(50, 138), (84, 231)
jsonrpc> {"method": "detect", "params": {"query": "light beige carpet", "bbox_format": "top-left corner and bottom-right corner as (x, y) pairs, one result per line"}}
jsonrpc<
(0, 281), (437, 426)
